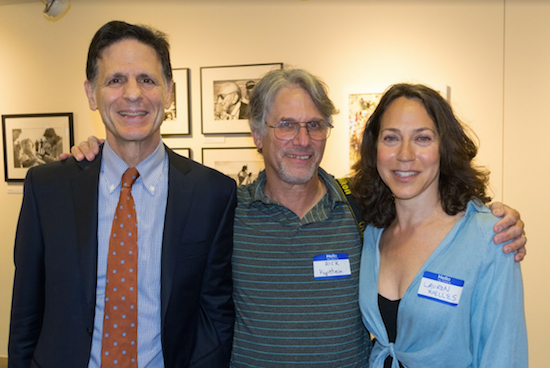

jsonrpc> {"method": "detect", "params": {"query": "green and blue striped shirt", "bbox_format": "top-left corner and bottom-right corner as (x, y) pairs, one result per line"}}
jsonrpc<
(231, 168), (371, 367)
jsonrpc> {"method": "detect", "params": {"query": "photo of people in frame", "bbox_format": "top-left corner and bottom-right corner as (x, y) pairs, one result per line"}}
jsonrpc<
(11, 127), (64, 168)
(2, 113), (73, 181)
(213, 79), (257, 121)
(214, 159), (263, 185)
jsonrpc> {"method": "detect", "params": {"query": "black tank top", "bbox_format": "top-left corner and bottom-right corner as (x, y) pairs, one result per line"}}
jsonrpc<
(378, 294), (404, 368)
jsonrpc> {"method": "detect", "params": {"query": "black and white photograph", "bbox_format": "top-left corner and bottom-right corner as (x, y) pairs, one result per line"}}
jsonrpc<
(2, 113), (74, 182)
(213, 79), (256, 121)
(201, 63), (282, 134)
(161, 68), (190, 136)
(202, 147), (264, 185)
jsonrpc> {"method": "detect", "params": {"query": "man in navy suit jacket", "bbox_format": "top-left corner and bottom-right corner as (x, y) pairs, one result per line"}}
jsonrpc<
(8, 21), (236, 368)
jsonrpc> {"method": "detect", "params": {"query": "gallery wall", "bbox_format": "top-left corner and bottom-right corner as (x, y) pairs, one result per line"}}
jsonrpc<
(503, 1), (550, 366)
(0, 0), (546, 365)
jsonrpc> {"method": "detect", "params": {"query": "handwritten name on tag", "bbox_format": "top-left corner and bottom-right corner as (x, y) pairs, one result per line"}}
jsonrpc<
(313, 253), (351, 280)
(418, 271), (464, 306)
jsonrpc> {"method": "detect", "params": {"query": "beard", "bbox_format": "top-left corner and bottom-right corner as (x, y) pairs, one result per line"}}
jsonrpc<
(275, 155), (319, 185)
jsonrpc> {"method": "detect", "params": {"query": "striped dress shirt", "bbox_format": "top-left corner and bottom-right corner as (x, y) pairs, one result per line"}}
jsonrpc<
(88, 140), (168, 368)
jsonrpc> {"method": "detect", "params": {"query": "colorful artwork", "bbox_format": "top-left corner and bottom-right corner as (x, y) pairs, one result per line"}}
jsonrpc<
(348, 93), (382, 171)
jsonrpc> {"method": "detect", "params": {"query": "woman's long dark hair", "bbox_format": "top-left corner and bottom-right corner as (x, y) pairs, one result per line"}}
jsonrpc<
(351, 83), (491, 228)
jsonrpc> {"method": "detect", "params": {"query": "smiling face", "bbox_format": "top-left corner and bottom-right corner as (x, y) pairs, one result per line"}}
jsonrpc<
(377, 96), (440, 203)
(253, 86), (326, 187)
(84, 39), (173, 156)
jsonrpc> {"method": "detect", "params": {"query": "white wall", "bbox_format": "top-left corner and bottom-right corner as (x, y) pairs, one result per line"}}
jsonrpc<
(0, 0), (545, 365)
(504, 1), (550, 367)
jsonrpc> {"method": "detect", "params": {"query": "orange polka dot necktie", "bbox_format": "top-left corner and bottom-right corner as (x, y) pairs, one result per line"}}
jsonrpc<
(101, 168), (139, 367)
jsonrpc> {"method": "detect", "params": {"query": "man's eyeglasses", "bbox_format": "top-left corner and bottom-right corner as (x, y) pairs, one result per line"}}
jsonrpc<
(217, 91), (236, 100)
(265, 120), (333, 141)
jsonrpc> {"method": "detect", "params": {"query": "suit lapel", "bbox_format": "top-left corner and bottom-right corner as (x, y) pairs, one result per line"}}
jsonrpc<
(161, 148), (195, 322)
(69, 146), (194, 326)
(72, 153), (102, 313)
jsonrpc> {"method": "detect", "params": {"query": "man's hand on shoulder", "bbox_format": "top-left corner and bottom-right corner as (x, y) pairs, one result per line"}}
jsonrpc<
(489, 201), (526, 262)
(59, 136), (104, 162)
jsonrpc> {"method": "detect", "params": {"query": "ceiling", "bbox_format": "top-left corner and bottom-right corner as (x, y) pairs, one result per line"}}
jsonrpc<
(0, 0), (39, 5)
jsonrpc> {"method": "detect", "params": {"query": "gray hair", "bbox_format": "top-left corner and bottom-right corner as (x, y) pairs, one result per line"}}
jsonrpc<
(248, 69), (338, 136)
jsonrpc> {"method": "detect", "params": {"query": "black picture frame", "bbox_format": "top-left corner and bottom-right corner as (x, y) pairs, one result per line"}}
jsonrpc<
(201, 63), (283, 134)
(161, 68), (191, 136)
(2, 112), (74, 182)
(172, 147), (192, 159)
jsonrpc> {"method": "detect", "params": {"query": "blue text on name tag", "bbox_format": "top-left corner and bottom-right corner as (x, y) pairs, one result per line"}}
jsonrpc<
(417, 271), (464, 306)
(313, 253), (351, 280)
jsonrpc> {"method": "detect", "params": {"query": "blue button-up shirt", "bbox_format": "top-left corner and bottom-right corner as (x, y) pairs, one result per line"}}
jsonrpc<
(88, 139), (169, 368)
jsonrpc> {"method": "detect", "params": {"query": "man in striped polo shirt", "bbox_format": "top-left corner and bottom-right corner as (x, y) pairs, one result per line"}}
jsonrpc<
(69, 68), (527, 368)
(230, 69), (371, 367)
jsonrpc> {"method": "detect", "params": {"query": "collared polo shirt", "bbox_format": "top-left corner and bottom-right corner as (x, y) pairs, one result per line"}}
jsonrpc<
(231, 168), (371, 367)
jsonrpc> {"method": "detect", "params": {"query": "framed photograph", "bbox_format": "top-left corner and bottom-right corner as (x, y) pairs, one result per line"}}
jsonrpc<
(161, 68), (190, 136)
(172, 148), (192, 159)
(201, 63), (283, 134)
(202, 147), (264, 186)
(2, 112), (74, 182)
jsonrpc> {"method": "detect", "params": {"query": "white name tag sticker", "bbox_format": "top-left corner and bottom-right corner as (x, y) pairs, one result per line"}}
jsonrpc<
(417, 271), (464, 306)
(313, 253), (351, 280)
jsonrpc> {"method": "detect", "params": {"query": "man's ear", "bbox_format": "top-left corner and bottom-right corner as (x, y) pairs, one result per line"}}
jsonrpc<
(164, 79), (174, 109)
(252, 130), (263, 151)
(84, 80), (98, 111)
(232, 92), (240, 104)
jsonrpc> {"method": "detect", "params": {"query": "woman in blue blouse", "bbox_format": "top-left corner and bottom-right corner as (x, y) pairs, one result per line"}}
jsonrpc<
(352, 83), (527, 367)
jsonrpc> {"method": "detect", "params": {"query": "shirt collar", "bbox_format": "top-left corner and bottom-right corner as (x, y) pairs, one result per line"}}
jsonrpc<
(229, 101), (242, 119)
(102, 139), (167, 195)
(250, 167), (346, 207)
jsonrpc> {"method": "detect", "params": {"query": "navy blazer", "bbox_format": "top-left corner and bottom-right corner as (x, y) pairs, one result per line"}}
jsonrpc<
(9, 146), (236, 368)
